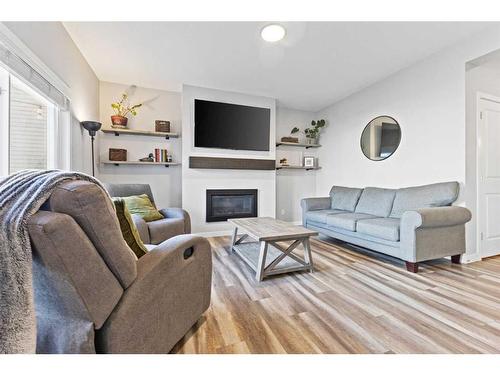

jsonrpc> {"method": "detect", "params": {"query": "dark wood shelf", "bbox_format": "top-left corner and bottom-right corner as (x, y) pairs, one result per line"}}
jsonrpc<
(189, 156), (275, 170)
(101, 127), (179, 139)
(276, 142), (321, 149)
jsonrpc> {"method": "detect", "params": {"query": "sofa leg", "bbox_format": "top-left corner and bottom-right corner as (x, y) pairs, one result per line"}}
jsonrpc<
(405, 261), (419, 273)
(451, 255), (461, 264)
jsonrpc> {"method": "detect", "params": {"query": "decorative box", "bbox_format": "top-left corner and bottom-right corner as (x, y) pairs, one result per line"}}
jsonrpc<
(281, 136), (299, 143)
(155, 120), (170, 133)
(109, 148), (127, 161)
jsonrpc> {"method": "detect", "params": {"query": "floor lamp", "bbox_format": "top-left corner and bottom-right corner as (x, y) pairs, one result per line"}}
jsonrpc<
(81, 121), (102, 177)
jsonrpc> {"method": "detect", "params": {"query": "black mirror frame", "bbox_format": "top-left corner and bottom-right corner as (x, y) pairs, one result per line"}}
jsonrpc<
(360, 115), (402, 162)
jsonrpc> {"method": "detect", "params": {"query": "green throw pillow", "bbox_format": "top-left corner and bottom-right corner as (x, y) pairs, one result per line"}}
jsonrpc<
(122, 194), (164, 222)
(112, 198), (149, 259)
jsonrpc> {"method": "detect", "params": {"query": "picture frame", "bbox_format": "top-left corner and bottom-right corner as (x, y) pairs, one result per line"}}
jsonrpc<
(303, 156), (315, 168)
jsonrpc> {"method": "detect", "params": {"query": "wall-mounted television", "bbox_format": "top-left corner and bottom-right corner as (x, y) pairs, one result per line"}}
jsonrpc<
(194, 99), (271, 151)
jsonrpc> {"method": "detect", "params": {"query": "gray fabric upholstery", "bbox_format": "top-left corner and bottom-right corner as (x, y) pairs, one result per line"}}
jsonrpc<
(105, 184), (191, 244)
(148, 217), (186, 245)
(326, 212), (376, 231)
(302, 181), (471, 270)
(329, 186), (363, 212)
(390, 182), (459, 218)
(300, 197), (331, 212)
(356, 217), (400, 241)
(96, 235), (212, 353)
(104, 183), (155, 205)
(305, 209), (346, 224)
(27, 182), (212, 353)
(159, 208), (191, 234)
(355, 187), (396, 217)
(131, 214), (150, 244)
(28, 211), (123, 330)
(47, 180), (138, 288)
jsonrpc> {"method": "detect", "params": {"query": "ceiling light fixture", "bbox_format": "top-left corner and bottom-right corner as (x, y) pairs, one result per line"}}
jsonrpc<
(261, 24), (286, 42)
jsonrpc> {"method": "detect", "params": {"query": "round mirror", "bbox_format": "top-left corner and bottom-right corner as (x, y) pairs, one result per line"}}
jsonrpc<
(360, 116), (401, 161)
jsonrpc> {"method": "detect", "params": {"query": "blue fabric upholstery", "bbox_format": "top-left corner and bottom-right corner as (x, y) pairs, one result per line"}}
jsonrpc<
(355, 187), (396, 217)
(329, 186), (363, 212)
(326, 212), (376, 231)
(389, 182), (459, 218)
(356, 217), (400, 241)
(305, 209), (346, 224)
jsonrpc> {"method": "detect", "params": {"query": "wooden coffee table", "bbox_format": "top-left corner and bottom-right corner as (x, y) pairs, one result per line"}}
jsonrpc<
(228, 217), (318, 281)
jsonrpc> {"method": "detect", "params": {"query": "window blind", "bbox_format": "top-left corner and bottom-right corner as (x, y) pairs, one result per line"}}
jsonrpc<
(0, 39), (69, 111)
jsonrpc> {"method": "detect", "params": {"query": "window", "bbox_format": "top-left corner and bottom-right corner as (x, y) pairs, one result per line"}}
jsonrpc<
(0, 65), (63, 175)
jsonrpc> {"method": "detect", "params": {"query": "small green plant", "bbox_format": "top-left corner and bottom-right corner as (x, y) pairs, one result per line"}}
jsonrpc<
(111, 93), (142, 117)
(291, 119), (326, 139)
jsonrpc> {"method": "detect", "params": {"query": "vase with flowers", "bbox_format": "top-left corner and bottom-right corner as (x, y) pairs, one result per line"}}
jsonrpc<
(110, 93), (143, 129)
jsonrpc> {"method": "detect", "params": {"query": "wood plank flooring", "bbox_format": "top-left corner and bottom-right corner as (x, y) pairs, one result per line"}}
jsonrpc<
(171, 235), (500, 354)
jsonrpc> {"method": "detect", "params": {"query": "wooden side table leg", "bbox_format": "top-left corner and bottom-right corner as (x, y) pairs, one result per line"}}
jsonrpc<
(303, 238), (314, 272)
(256, 241), (268, 282)
(230, 226), (238, 252)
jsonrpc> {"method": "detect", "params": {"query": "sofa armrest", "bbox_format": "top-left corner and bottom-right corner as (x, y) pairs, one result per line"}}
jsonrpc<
(300, 197), (331, 212)
(131, 213), (150, 244)
(96, 234), (212, 353)
(159, 208), (191, 234)
(401, 206), (472, 229)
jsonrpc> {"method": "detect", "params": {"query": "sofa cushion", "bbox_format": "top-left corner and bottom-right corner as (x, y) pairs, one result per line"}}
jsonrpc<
(356, 217), (401, 242)
(326, 212), (377, 231)
(355, 187), (396, 217)
(329, 186), (363, 212)
(305, 209), (346, 224)
(390, 182), (459, 218)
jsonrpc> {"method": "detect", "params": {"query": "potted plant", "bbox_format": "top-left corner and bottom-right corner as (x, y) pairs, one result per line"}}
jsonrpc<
(291, 119), (326, 145)
(110, 93), (143, 128)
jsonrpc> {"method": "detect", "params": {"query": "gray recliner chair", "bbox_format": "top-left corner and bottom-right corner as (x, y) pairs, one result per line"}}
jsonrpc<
(104, 183), (191, 245)
(28, 180), (212, 353)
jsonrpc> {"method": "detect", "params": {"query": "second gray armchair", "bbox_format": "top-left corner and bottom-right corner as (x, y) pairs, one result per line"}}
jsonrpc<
(104, 183), (191, 245)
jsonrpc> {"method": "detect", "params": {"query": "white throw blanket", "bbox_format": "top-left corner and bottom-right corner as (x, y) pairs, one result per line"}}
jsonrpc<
(0, 170), (101, 353)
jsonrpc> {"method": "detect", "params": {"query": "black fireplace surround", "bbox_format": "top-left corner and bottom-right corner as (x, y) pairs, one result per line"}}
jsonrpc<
(206, 189), (258, 222)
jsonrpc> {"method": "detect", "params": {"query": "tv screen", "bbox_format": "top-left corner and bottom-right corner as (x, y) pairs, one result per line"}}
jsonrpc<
(194, 99), (270, 151)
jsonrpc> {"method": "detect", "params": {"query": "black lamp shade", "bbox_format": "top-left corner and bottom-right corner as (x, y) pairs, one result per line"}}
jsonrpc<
(81, 121), (102, 137)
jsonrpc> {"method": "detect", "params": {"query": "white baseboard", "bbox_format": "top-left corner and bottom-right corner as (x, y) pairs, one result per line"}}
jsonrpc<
(461, 253), (482, 264)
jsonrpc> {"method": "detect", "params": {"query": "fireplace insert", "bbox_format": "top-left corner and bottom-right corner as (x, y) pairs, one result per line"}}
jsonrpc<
(206, 189), (258, 222)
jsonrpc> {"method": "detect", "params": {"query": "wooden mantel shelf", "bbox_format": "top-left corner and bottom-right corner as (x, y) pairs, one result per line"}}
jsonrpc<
(101, 127), (179, 139)
(189, 156), (275, 170)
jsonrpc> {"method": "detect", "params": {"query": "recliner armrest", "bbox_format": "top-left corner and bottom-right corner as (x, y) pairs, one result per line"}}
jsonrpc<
(401, 206), (472, 229)
(158, 208), (191, 234)
(301, 197), (331, 212)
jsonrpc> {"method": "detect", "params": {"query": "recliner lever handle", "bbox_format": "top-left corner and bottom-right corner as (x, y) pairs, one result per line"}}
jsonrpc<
(183, 247), (194, 260)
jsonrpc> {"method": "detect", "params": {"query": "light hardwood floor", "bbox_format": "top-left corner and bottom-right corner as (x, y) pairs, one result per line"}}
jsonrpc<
(172, 236), (500, 354)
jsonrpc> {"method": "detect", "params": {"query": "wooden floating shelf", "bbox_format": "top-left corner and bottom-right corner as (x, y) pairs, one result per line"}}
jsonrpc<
(276, 166), (321, 171)
(276, 142), (321, 149)
(101, 128), (179, 139)
(101, 160), (181, 168)
(189, 156), (275, 170)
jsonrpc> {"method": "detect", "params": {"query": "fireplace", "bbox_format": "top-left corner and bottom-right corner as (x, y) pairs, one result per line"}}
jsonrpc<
(206, 189), (258, 222)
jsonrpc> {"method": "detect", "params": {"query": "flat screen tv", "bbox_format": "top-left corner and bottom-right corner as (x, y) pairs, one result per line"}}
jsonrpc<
(194, 99), (271, 151)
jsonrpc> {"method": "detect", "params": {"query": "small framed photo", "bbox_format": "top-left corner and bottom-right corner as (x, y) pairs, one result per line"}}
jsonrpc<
(304, 156), (316, 168)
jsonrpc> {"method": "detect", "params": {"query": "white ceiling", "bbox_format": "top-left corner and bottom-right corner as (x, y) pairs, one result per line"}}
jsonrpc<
(64, 22), (493, 111)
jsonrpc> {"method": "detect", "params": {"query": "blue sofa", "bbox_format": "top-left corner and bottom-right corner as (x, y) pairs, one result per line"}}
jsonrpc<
(301, 182), (472, 272)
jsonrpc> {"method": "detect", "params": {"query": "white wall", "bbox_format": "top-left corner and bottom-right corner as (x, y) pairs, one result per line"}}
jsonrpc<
(4, 22), (99, 174)
(182, 85), (276, 234)
(276, 107), (317, 223)
(98, 81), (182, 208)
(315, 25), (500, 261)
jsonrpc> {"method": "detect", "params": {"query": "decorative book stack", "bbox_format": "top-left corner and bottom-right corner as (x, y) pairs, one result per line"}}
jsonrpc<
(154, 148), (171, 162)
